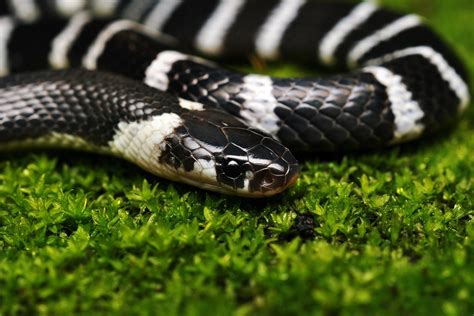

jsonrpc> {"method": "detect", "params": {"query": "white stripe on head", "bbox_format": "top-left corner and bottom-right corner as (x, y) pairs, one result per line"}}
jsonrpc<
(239, 75), (281, 136)
(8, 0), (40, 22)
(0, 17), (15, 76)
(121, 0), (156, 21)
(318, 1), (378, 65)
(144, 50), (188, 91)
(255, 0), (306, 60)
(195, 0), (246, 56)
(366, 46), (470, 111)
(83, 20), (155, 70)
(194, 158), (217, 182)
(111, 113), (225, 192)
(109, 113), (184, 177)
(347, 14), (422, 67)
(54, 0), (86, 16)
(143, 0), (183, 32)
(364, 66), (425, 143)
(90, 0), (120, 17)
(49, 12), (91, 69)
(108, 113), (221, 190)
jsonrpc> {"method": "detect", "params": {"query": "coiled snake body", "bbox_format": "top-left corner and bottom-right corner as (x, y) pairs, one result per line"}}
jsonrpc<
(0, 0), (470, 197)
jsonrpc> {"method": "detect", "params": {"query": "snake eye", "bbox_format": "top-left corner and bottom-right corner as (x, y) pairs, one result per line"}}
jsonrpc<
(224, 160), (241, 178)
(263, 173), (274, 186)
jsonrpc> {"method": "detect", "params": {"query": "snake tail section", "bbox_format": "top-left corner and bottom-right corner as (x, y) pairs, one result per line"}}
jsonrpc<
(2, 0), (468, 152)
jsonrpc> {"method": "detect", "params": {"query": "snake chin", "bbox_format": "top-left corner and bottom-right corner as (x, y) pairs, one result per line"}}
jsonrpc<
(214, 153), (299, 197)
(155, 152), (299, 198)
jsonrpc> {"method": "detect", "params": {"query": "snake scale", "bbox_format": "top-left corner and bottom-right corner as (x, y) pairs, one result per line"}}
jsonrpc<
(0, 0), (470, 197)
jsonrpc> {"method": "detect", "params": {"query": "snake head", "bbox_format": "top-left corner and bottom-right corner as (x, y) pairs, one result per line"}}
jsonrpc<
(157, 108), (299, 197)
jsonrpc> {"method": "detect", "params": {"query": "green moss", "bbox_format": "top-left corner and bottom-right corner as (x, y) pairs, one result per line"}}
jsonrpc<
(0, 1), (473, 315)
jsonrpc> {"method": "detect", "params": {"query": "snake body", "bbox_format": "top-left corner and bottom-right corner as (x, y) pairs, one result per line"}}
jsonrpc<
(0, 0), (470, 196)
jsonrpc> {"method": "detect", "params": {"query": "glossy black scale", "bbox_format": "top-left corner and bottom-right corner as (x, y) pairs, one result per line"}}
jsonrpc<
(381, 55), (462, 133)
(271, 74), (394, 151)
(165, 60), (245, 112)
(0, 70), (186, 145)
(164, 59), (396, 152)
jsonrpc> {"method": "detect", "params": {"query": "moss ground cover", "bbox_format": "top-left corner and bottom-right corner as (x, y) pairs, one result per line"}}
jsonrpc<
(0, 0), (473, 315)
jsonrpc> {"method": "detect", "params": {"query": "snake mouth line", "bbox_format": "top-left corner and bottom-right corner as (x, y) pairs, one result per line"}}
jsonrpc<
(177, 165), (300, 198)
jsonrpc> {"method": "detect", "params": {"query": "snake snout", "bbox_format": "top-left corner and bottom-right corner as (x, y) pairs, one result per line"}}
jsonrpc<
(216, 127), (300, 197)
(245, 136), (299, 196)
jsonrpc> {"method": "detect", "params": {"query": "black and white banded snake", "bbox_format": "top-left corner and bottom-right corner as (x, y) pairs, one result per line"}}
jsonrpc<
(0, 0), (470, 197)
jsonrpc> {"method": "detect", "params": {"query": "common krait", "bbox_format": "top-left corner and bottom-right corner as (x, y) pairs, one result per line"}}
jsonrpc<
(0, 0), (470, 197)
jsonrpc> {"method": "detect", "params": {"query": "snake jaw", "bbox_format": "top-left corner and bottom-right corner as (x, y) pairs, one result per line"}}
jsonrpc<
(211, 149), (299, 197)
(210, 128), (300, 197)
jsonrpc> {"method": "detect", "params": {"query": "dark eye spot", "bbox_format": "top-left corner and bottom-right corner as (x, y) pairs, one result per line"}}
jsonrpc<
(224, 160), (241, 178)
(263, 173), (274, 185)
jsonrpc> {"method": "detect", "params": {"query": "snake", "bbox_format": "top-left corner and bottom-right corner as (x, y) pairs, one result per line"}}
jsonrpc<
(0, 0), (470, 197)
